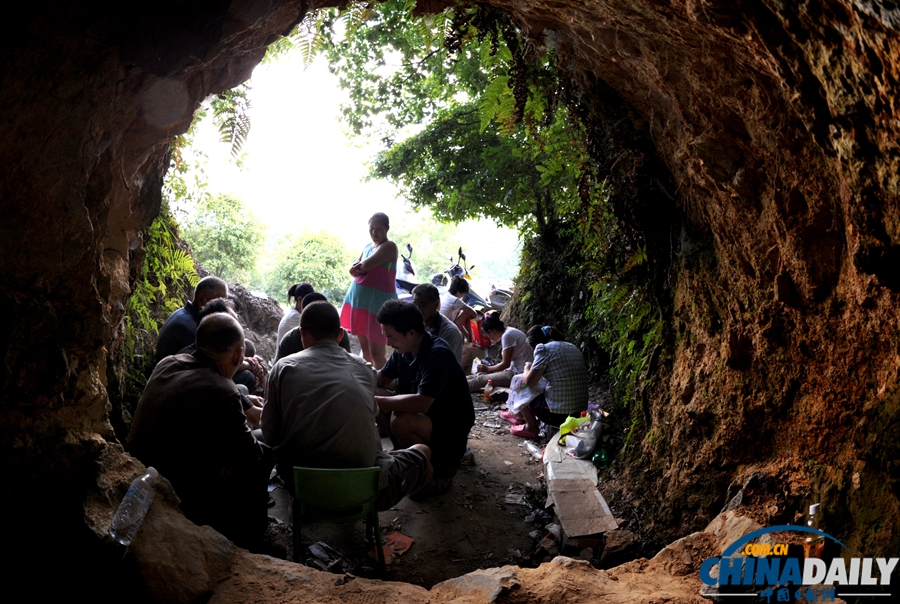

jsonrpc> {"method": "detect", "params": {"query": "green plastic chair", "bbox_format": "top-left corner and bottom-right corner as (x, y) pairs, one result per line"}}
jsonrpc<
(291, 466), (385, 574)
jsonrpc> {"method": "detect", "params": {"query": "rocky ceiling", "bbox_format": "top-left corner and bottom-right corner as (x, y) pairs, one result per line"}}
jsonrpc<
(2, 0), (899, 599)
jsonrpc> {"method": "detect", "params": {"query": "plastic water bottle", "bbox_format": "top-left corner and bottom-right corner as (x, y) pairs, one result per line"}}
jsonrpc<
(483, 379), (494, 403)
(110, 467), (158, 546)
(524, 441), (543, 460)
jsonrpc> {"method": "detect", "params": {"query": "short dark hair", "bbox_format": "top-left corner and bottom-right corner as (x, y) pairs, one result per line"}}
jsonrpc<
(288, 283), (315, 304)
(198, 297), (238, 320)
(412, 283), (440, 304)
(526, 324), (565, 347)
(369, 212), (390, 228)
(300, 292), (328, 309)
(376, 300), (425, 335)
(197, 314), (244, 358)
(449, 275), (469, 295)
(194, 276), (227, 300)
(482, 312), (505, 333)
(300, 301), (342, 341)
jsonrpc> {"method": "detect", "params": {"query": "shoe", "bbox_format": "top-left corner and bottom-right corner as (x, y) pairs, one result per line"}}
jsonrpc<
(461, 445), (476, 466)
(500, 410), (524, 425)
(510, 425), (539, 439)
(410, 478), (452, 502)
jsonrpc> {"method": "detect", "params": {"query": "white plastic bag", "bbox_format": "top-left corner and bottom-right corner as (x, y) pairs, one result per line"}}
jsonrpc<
(471, 356), (482, 375)
(564, 420), (602, 459)
(507, 374), (546, 413)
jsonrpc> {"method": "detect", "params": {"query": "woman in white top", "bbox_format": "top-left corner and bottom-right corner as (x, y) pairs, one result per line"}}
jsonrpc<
(276, 283), (314, 344)
(467, 312), (533, 391)
(440, 275), (478, 342)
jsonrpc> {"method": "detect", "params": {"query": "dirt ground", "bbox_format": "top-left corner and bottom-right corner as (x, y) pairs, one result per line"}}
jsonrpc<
(264, 390), (559, 587)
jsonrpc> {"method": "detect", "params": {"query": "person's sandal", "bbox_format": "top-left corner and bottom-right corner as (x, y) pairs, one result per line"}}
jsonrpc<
(500, 410), (524, 425)
(510, 424), (539, 439)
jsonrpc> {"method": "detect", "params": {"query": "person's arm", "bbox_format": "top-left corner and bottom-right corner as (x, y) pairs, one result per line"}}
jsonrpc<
(375, 393), (434, 414)
(349, 249), (365, 276)
(522, 364), (545, 388)
(358, 240), (398, 271)
(244, 405), (262, 428)
(481, 345), (513, 373)
(375, 369), (394, 389)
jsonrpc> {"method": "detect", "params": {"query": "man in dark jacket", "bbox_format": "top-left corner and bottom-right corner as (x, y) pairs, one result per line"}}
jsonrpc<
(154, 275), (228, 363)
(129, 313), (272, 547)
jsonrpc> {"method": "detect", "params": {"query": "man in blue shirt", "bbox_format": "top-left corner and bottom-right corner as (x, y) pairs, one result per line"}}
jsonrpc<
(155, 276), (228, 363)
(375, 300), (474, 498)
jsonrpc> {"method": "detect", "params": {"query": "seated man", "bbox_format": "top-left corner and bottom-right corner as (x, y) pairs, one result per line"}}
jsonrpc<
(175, 298), (262, 427)
(128, 313), (273, 548)
(274, 292), (351, 362)
(262, 301), (431, 509)
(375, 300), (474, 498)
(412, 283), (463, 364)
(155, 275), (228, 363)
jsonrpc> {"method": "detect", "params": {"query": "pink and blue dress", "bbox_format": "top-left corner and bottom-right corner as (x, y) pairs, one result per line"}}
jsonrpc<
(340, 243), (397, 344)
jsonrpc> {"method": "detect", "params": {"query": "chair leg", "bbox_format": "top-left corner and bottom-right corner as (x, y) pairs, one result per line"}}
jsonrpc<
(292, 498), (301, 563)
(370, 510), (385, 577)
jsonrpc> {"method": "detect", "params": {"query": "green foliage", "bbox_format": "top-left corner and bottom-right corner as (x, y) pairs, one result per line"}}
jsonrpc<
(163, 122), (212, 217)
(211, 84), (252, 162)
(323, 0), (459, 136)
(324, 1), (583, 236)
(124, 207), (199, 355)
(265, 231), (355, 304)
(264, 9), (330, 69)
(372, 101), (585, 236)
(181, 193), (265, 283)
(510, 179), (665, 446)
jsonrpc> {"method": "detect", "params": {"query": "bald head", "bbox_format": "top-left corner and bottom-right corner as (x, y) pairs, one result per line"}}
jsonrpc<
(193, 276), (228, 311)
(197, 313), (244, 361)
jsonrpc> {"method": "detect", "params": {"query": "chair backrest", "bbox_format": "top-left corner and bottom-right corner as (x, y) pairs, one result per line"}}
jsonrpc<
(293, 466), (380, 522)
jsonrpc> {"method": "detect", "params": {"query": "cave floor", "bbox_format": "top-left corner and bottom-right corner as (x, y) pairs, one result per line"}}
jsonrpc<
(263, 393), (554, 587)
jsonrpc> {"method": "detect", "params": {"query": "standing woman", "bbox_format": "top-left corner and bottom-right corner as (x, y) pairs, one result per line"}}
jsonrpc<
(467, 312), (533, 391)
(507, 325), (589, 439)
(340, 212), (398, 369)
(277, 283), (315, 345)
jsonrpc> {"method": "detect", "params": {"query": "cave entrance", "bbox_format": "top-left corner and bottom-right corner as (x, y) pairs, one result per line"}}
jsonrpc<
(134, 4), (567, 588)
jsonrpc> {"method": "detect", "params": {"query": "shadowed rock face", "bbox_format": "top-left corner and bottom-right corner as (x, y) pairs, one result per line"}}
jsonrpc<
(1, 0), (898, 598)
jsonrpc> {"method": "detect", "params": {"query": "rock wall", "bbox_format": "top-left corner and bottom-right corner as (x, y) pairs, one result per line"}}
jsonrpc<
(1, 0), (898, 599)
(0, 0), (313, 595)
(481, 0), (900, 554)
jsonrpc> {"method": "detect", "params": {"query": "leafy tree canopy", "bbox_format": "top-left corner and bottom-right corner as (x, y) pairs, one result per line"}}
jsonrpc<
(182, 193), (265, 283)
(265, 231), (355, 305)
(322, 0), (590, 236)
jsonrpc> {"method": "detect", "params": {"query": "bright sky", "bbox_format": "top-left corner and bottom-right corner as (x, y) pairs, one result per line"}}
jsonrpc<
(190, 50), (522, 289)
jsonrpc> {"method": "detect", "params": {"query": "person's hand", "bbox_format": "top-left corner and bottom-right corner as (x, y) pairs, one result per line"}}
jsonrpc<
(245, 405), (262, 428)
(476, 363), (488, 373)
(350, 262), (367, 277)
(247, 395), (264, 407)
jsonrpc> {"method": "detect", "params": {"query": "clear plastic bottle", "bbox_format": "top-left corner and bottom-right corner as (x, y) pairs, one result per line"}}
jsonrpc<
(524, 441), (543, 460)
(110, 467), (158, 546)
(483, 379), (495, 403)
